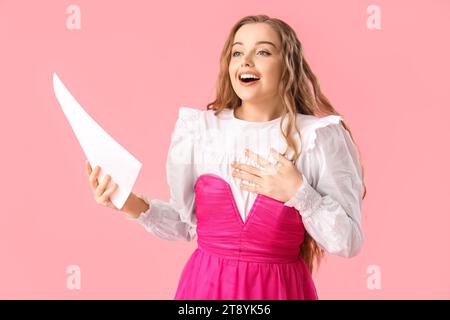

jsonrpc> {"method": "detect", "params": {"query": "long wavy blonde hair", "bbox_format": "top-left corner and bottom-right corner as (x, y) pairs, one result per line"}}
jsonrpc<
(206, 15), (367, 275)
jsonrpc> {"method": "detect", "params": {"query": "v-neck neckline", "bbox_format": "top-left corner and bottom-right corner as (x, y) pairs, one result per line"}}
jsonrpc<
(196, 173), (260, 227)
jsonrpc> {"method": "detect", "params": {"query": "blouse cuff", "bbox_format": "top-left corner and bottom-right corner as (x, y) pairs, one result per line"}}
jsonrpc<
(284, 174), (323, 218)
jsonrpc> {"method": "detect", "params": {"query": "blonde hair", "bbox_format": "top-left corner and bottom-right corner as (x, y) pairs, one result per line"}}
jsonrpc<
(206, 14), (367, 275)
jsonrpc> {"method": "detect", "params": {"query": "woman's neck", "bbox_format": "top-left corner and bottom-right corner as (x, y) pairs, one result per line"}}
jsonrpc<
(235, 101), (283, 122)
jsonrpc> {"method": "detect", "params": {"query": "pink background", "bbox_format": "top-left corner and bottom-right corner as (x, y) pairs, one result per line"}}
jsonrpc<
(1, 0), (449, 299)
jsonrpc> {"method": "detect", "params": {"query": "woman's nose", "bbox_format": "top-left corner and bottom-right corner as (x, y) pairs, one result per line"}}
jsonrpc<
(241, 60), (253, 68)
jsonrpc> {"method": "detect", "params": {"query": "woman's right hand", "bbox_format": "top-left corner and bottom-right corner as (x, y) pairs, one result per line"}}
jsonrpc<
(86, 160), (119, 211)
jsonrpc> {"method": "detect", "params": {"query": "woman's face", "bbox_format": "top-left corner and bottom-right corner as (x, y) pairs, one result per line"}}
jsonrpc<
(229, 23), (283, 105)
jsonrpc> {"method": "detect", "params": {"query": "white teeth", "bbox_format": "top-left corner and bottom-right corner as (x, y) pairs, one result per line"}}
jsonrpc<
(239, 74), (260, 80)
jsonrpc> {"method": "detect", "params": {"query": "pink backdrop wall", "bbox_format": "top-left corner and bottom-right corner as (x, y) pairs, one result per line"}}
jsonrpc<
(1, 0), (449, 299)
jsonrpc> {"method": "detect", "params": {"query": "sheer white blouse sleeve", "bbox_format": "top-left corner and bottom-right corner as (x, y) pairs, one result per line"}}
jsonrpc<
(284, 117), (365, 258)
(127, 107), (198, 241)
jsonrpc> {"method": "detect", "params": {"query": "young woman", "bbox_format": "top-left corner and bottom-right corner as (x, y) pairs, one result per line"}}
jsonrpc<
(86, 15), (367, 300)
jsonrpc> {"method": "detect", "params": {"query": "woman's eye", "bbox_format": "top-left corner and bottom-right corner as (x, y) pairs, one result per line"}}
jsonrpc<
(231, 50), (271, 57)
(258, 50), (271, 56)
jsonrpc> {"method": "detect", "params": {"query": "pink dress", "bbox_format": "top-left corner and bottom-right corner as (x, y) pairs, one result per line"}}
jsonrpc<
(174, 173), (318, 300)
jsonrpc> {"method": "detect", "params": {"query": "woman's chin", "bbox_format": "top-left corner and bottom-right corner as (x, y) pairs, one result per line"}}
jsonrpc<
(236, 92), (262, 102)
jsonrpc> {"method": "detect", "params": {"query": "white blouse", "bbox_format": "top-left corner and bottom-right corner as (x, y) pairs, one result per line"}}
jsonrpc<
(128, 106), (365, 258)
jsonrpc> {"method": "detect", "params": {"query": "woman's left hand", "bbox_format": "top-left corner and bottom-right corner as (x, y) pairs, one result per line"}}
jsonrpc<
(231, 148), (303, 202)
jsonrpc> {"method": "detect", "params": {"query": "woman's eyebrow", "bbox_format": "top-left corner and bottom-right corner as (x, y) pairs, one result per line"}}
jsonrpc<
(232, 41), (277, 49)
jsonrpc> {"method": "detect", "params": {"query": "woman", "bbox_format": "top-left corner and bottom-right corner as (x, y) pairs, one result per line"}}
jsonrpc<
(86, 14), (367, 300)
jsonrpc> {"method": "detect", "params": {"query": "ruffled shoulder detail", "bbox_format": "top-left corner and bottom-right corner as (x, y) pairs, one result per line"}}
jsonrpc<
(178, 106), (202, 122)
(166, 106), (203, 166)
(300, 114), (344, 152)
(173, 106), (203, 142)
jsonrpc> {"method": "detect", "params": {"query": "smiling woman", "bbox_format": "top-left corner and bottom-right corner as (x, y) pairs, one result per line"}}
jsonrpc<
(90, 14), (367, 301)
(228, 24), (284, 122)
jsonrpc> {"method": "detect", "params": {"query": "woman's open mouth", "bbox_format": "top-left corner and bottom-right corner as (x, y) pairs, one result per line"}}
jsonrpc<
(239, 74), (261, 87)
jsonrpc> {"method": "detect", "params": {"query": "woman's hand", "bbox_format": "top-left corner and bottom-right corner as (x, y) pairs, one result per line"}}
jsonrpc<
(86, 160), (119, 211)
(85, 160), (149, 218)
(231, 148), (303, 203)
